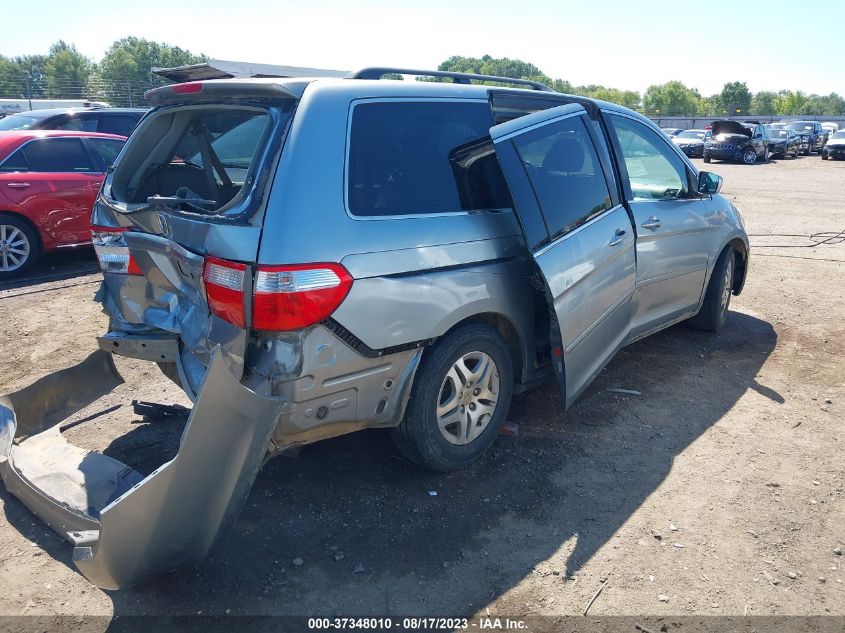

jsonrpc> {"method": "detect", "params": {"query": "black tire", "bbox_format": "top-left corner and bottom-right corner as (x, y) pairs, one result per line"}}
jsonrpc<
(805, 143), (811, 156)
(391, 323), (514, 472)
(0, 213), (40, 280)
(703, 152), (711, 164)
(762, 146), (769, 162)
(742, 148), (757, 164)
(688, 248), (735, 333)
(821, 151), (828, 160)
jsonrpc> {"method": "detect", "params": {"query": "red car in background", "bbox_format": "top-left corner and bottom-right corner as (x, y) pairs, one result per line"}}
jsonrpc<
(0, 130), (126, 278)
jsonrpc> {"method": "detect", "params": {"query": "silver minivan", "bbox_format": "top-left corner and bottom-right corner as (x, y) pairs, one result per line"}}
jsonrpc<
(0, 69), (749, 588)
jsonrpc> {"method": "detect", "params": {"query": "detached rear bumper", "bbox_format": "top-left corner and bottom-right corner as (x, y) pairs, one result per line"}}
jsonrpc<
(0, 348), (283, 589)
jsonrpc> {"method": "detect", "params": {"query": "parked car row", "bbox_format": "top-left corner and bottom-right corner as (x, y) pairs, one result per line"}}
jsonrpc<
(0, 106), (148, 277)
(661, 120), (843, 164)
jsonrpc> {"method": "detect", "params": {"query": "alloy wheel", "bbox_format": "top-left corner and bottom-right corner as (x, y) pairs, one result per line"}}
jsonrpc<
(436, 351), (500, 446)
(720, 257), (734, 314)
(743, 150), (757, 164)
(0, 224), (30, 272)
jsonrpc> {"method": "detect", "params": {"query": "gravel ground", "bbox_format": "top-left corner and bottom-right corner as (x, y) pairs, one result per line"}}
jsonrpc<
(0, 153), (842, 625)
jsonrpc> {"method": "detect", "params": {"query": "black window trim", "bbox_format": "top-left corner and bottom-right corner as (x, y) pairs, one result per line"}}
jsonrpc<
(343, 96), (506, 221)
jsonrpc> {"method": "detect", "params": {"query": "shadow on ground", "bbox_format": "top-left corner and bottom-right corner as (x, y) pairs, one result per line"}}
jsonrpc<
(0, 248), (98, 292)
(1, 311), (778, 618)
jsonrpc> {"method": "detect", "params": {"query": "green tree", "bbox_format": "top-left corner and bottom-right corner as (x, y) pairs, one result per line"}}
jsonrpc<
(98, 37), (205, 106)
(12, 55), (48, 99)
(435, 55), (571, 92)
(751, 91), (777, 115)
(697, 94), (724, 116)
(572, 85), (641, 109)
(774, 90), (807, 115)
(45, 41), (92, 98)
(642, 81), (700, 115)
(0, 55), (24, 98)
(720, 81), (752, 115)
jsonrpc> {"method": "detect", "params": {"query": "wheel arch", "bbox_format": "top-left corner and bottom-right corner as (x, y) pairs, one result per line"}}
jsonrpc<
(435, 311), (527, 387)
(728, 237), (748, 294)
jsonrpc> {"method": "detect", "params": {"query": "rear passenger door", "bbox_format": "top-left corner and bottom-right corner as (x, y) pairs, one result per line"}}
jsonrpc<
(604, 113), (711, 339)
(490, 104), (636, 407)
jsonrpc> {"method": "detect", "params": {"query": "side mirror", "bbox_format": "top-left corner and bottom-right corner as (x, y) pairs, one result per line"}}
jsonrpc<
(697, 171), (722, 195)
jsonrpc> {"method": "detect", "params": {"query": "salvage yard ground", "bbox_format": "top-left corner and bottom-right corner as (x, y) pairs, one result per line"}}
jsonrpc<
(0, 155), (842, 623)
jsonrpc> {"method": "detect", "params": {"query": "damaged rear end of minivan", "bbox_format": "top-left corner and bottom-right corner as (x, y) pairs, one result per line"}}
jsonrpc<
(0, 79), (334, 589)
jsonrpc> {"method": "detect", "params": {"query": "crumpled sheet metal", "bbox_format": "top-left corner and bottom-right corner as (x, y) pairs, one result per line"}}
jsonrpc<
(0, 348), (284, 589)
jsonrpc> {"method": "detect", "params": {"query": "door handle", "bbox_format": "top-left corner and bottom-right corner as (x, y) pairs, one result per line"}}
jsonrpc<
(641, 216), (662, 230)
(608, 229), (626, 247)
(6, 182), (30, 189)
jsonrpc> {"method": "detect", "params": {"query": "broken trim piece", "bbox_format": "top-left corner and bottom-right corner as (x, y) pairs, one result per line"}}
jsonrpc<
(0, 348), (285, 589)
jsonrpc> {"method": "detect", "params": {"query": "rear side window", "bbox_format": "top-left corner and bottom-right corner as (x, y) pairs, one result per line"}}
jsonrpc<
(511, 115), (612, 238)
(98, 114), (141, 137)
(54, 114), (98, 132)
(88, 138), (126, 169)
(22, 138), (96, 172)
(347, 101), (495, 216)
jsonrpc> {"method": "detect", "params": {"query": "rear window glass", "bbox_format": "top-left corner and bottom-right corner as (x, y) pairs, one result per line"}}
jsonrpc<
(347, 101), (495, 216)
(113, 106), (274, 212)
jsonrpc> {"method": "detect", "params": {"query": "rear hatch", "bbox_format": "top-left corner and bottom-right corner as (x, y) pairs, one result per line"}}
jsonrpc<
(92, 80), (301, 393)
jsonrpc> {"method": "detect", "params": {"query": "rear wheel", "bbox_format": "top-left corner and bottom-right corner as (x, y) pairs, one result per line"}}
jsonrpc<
(0, 214), (40, 279)
(688, 248), (735, 333)
(703, 152), (711, 163)
(821, 151), (828, 160)
(391, 323), (513, 471)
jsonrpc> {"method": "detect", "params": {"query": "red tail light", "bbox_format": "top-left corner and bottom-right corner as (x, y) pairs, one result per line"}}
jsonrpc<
(91, 225), (142, 275)
(202, 258), (352, 331)
(253, 263), (352, 331)
(202, 257), (247, 328)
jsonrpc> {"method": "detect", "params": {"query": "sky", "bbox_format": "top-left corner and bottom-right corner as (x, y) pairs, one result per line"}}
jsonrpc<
(4, 0), (844, 96)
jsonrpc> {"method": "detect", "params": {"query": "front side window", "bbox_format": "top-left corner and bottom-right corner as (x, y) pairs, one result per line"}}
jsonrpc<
(510, 114), (612, 238)
(347, 101), (494, 216)
(0, 147), (28, 172)
(22, 138), (96, 172)
(608, 115), (688, 201)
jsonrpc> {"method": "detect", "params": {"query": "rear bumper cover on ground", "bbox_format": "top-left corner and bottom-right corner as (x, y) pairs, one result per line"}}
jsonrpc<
(0, 348), (284, 589)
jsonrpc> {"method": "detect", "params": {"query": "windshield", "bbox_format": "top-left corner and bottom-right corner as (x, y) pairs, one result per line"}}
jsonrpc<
(832, 131), (845, 139)
(770, 130), (789, 138)
(785, 122), (814, 132)
(677, 130), (705, 139)
(186, 115), (268, 169)
(0, 114), (44, 131)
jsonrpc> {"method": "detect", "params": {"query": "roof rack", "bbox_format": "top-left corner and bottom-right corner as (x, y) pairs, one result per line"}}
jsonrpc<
(347, 67), (553, 92)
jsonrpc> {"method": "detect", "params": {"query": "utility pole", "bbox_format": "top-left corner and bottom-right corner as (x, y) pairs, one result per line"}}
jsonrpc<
(25, 74), (32, 111)
(127, 80), (133, 107)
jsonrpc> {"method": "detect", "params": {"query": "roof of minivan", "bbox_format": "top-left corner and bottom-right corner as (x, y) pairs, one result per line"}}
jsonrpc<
(144, 76), (645, 123)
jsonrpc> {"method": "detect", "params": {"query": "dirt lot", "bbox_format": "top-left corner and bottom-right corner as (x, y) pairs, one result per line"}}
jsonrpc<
(0, 153), (842, 624)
